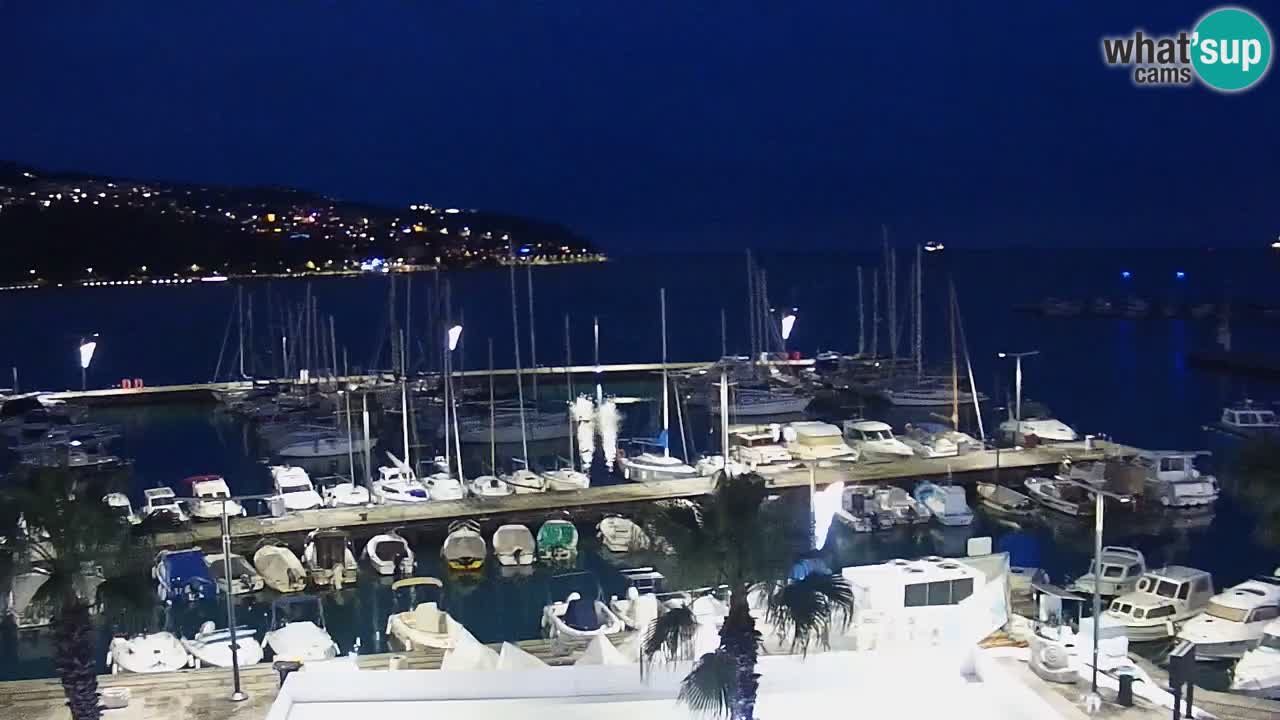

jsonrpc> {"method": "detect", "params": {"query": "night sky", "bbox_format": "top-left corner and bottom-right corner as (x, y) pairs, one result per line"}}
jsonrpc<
(1, 3), (1274, 251)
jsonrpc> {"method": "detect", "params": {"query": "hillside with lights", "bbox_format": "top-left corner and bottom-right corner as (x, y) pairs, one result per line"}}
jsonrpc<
(0, 162), (601, 288)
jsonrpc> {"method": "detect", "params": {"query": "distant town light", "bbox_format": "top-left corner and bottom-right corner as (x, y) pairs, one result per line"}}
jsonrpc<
(1175, 271), (1186, 279)
(1120, 271), (1131, 279)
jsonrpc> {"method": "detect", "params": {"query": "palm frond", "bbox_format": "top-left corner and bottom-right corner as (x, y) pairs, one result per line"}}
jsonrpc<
(641, 604), (698, 675)
(677, 649), (738, 720)
(764, 571), (854, 656)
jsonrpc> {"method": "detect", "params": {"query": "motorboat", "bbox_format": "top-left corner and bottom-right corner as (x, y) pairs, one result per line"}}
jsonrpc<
(537, 517), (579, 562)
(608, 568), (665, 630)
(1024, 476), (1094, 517)
(205, 552), (264, 595)
(467, 474), (512, 498)
(441, 520), (487, 571)
(784, 421), (858, 461)
(1135, 451), (1218, 508)
(503, 468), (547, 494)
(270, 465), (324, 511)
(541, 466), (590, 491)
(302, 529), (359, 590)
(728, 427), (792, 467)
(834, 485), (891, 533)
(103, 492), (140, 525)
(363, 530), (415, 577)
(711, 388), (810, 417)
(912, 482), (973, 526)
(108, 632), (191, 674)
(181, 621), (264, 669)
(843, 420), (915, 460)
(424, 472), (466, 500)
(455, 409), (570, 443)
(1177, 572), (1280, 660)
(385, 577), (461, 650)
(880, 382), (985, 407)
(183, 475), (245, 520)
(1216, 402), (1280, 437)
(999, 416), (1078, 444)
(975, 482), (1036, 517)
(872, 486), (929, 525)
(1105, 566), (1215, 641)
(372, 465), (431, 504)
(1068, 547), (1145, 598)
(140, 487), (189, 525)
(541, 572), (625, 649)
(252, 542), (307, 593)
(1231, 619), (1280, 698)
(316, 475), (370, 507)
(153, 549), (216, 604)
(493, 524), (536, 566)
(263, 595), (340, 663)
(693, 454), (751, 478)
(619, 452), (700, 482)
(900, 423), (961, 459)
(597, 515), (650, 553)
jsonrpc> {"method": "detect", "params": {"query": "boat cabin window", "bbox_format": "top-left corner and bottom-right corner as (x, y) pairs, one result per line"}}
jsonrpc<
(903, 577), (974, 607)
(1251, 606), (1280, 623)
(1102, 565), (1125, 578)
(280, 484), (311, 494)
(1177, 583), (1190, 600)
(1110, 601), (1132, 614)
(1126, 565), (1142, 578)
(1194, 577), (1212, 594)
(857, 429), (893, 441)
(1146, 606), (1176, 618)
(1260, 632), (1280, 651)
(1206, 602), (1250, 622)
(1259, 411), (1277, 424)
(1155, 580), (1180, 599)
(1132, 608), (1146, 619)
(1159, 457), (1187, 472)
(199, 488), (229, 499)
(735, 435), (772, 448)
(801, 435), (845, 447)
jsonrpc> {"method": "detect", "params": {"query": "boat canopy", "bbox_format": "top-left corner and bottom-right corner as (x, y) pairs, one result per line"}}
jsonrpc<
(255, 545), (305, 589)
(270, 595), (325, 629)
(310, 530), (350, 568)
(537, 521), (577, 549)
(392, 576), (444, 611)
(372, 534), (411, 562)
(163, 550), (212, 586)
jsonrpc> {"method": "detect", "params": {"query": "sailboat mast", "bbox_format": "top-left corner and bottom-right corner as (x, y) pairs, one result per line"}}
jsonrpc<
(526, 263), (538, 401)
(916, 244), (923, 380)
(400, 330), (411, 470)
(508, 260), (529, 464)
(237, 285), (246, 379)
(949, 283), (959, 430)
(871, 268), (880, 358)
(719, 367), (731, 475)
(593, 315), (602, 405)
(720, 308), (727, 359)
(564, 314), (575, 461)
(953, 285), (986, 440)
(488, 338), (496, 474)
(884, 225), (897, 362)
(660, 288), (670, 457)
(857, 266), (865, 356)
(746, 251), (757, 363)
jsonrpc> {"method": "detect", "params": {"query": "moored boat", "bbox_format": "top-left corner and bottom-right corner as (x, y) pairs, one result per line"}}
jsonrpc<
(975, 482), (1036, 517)
(1024, 476), (1094, 517)
(441, 520), (486, 571)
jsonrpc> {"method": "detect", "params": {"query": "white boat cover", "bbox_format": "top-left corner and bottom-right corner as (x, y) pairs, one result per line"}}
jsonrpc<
(440, 632), (499, 671)
(493, 525), (536, 565)
(254, 545), (306, 592)
(497, 642), (549, 670)
(574, 634), (630, 666)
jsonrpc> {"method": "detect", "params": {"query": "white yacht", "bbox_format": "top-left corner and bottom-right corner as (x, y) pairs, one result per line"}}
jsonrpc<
(999, 416), (1078, 444)
(784, 421), (857, 461)
(541, 467), (590, 491)
(454, 409), (570, 443)
(619, 452), (700, 482)
(1136, 451), (1218, 508)
(1231, 618), (1280, 698)
(1177, 572), (1280, 660)
(103, 492), (140, 525)
(424, 472), (466, 500)
(372, 465), (430, 504)
(1216, 402), (1280, 437)
(728, 427), (793, 467)
(912, 482), (973, 526)
(493, 524), (536, 566)
(873, 486), (930, 525)
(270, 465), (323, 511)
(140, 487), (189, 524)
(1024, 476), (1094, 517)
(711, 388), (810, 417)
(467, 475), (512, 498)
(880, 383), (985, 407)
(263, 596), (339, 663)
(1105, 566), (1215, 641)
(316, 475), (370, 507)
(1068, 547), (1146, 598)
(363, 531), (416, 577)
(184, 475), (245, 520)
(108, 632), (191, 674)
(900, 423), (959, 459)
(842, 420), (914, 460)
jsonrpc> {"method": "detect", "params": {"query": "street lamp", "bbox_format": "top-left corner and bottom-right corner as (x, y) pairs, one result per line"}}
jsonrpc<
(781, 309), (797, 353)
(1062, 478), (1132, 711)
(218, 496), (248, 702)
(997, 350), (1040, 423)
(445, 325), (464, 481)
(78, 335), (98, 391)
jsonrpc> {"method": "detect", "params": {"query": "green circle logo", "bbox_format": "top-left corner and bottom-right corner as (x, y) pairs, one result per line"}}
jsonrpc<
(1192, 7), (1272, 92)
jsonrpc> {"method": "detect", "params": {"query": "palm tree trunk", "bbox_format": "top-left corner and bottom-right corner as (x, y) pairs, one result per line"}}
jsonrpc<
(54, 600), (100, 720)
(720, 587), (760, 720)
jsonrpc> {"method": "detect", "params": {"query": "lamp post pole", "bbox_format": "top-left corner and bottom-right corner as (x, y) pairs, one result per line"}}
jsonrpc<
(997, 350), (1040, 426)
(220, 498), (247, 702)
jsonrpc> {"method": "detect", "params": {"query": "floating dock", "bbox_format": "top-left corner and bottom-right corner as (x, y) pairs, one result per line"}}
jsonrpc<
(151, 440), (1132, 550)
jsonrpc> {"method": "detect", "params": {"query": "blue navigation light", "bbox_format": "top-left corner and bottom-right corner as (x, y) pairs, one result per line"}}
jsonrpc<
(1121, 271), (1132, 279)
(518, 246), (531, 255)
(1175, 271), (1186, 279)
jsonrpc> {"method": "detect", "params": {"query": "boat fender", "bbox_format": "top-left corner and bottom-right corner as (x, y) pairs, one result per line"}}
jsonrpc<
(134, 378), (144, 388)
(332, 564), (344, 591)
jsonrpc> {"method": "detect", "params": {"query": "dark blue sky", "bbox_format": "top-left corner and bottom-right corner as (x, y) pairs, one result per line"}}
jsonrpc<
(1, 3), (1274, 251)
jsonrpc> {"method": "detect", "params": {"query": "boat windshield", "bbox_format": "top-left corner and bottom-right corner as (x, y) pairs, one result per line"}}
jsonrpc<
(210, 556), (255, 578)
(1101, 565), (1125, 578)
(862, 430), (893, 441)
(280, 484), (312, 494)
(1260, 633), (1280, 651)
(1154, 580), (1181, 599)
(801, 435), (845, 446)
(312, 536), (348, 567)
(1258, 412), (1278, 424)
(1159, 457), (1187, 472)
(197, 487), (229, 499)
(1204, 602), (1249, 623)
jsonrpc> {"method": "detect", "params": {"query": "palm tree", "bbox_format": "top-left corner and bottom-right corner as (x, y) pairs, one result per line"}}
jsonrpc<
(4, 468), (153, 720)
(638, 471), (852, 720)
